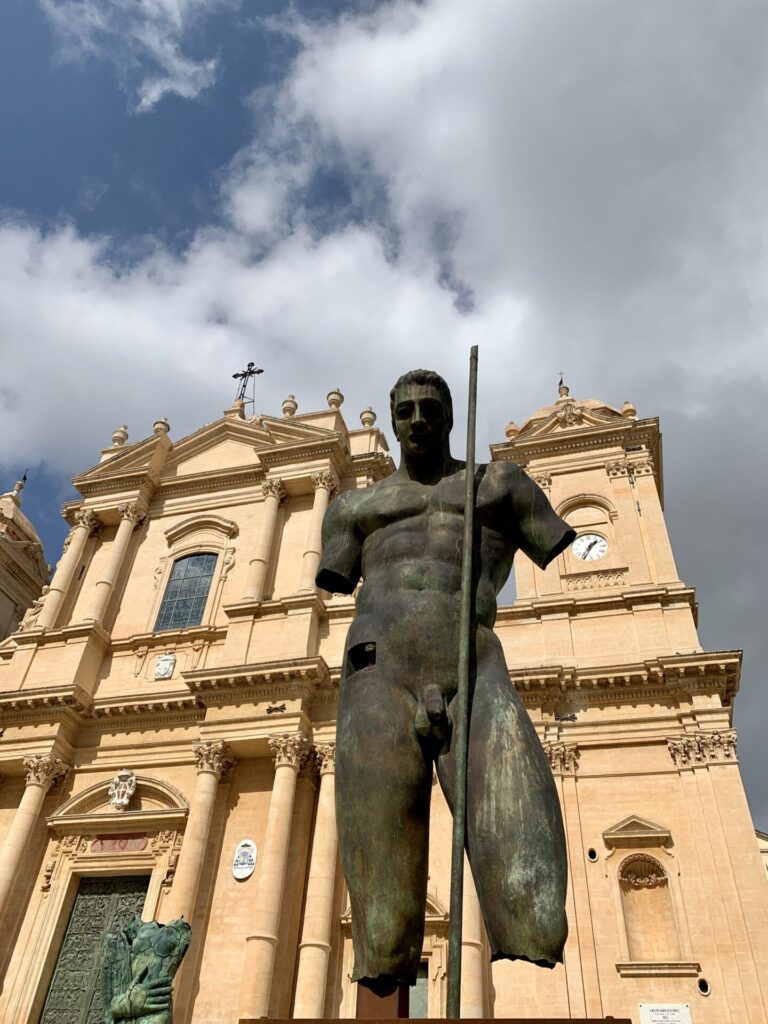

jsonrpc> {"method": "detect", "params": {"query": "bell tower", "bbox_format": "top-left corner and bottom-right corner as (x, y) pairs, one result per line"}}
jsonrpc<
(490, 380), (701, 664)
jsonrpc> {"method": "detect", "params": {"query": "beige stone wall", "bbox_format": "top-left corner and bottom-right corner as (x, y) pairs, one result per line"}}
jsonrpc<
(0, 393), (765, 1023)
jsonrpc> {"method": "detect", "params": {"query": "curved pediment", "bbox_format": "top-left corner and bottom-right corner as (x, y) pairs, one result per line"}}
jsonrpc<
(52, 774), (189, 819)
(164, 513), (239, 546)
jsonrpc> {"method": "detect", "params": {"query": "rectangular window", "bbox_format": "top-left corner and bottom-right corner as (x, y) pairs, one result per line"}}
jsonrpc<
(154, 553), (217, 631)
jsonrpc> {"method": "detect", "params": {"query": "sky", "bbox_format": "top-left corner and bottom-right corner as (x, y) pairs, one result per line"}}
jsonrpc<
(1, 0), (767, 825)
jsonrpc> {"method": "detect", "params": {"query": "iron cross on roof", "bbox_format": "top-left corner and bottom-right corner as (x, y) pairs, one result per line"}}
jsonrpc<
(232, 361), (264, 403)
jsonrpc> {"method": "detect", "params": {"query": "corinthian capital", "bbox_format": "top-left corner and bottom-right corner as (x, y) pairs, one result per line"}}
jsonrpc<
(262, 478), (287, 502)
(23, 754), (71, 790)
(668, 729), (737, 768)
(118, 501), (145, 525)
(269, 733), (310, 770)
(74, 508), (100, 533)
(311, 471), (337, 495)
(544, 741), (579, 775)
(193, 741), (236, 779)
(315, 742), (336, 775)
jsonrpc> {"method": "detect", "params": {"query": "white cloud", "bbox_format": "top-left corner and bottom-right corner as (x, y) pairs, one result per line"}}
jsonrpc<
(10, 0), (768, 822)
(39, 0), (230, 110)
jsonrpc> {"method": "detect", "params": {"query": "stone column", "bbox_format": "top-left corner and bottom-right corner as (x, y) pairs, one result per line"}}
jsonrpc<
(238, 734), (309, 1021)
(0, 755), (70, 919)
(164, 741), (234, 922)
(461, 859), (485, 1018)
(37, 509), (100, 629)
(243, 479), (286, 601)
(298, 472), (336, 592)
(293, 743), (337, 1018)
(85, 501), (144, 624)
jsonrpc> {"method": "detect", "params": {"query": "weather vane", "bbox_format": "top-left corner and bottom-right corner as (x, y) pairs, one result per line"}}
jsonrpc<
(232, 361), (264, 411)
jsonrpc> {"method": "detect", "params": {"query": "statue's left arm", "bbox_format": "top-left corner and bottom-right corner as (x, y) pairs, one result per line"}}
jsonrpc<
(503, 464), (576, 568)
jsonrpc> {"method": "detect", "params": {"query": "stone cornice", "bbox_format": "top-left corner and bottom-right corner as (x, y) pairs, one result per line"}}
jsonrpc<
(222, 592), (326, 622)
(108, 624), (225, 653)
(257, 436), (349, 478)
(182, 655), (331, 697)
(47, 806), (187, 837)
(510, 651), (741, 707)
(0, 684), (93, 720)
(495, 584), (698, 623)
(0, 541), (47, 593)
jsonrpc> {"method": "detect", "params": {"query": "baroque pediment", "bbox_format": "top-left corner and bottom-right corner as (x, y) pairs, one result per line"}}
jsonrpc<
(73, 414), (344, 490)
(517, 401), (625, 439)
(603, 815), (672, 850)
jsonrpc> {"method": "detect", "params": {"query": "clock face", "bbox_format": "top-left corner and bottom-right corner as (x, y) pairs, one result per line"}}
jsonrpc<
(572, 533), (608, 561)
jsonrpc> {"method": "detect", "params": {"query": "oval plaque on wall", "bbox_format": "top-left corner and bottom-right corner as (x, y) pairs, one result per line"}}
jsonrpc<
(232, 839), (257, 880)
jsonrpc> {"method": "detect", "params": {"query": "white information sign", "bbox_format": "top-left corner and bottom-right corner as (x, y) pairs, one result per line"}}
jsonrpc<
(232, 839), (257, 880)
(639, 1004), (692, 1024)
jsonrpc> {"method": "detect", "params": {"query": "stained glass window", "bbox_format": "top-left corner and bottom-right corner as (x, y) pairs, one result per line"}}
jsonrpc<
(154, 553), (217, 632)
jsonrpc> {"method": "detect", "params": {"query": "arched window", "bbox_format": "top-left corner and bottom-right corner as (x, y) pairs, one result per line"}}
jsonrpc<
(154, 553), (217, 632)
(618, 854), (681, 962)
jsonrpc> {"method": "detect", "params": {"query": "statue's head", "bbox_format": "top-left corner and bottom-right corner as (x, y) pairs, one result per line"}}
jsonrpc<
(389, 369), (453, 458)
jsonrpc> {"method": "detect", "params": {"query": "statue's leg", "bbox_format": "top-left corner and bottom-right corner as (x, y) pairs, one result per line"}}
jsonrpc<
(437, 628), (568, 967)
(336, 662), (432, 989)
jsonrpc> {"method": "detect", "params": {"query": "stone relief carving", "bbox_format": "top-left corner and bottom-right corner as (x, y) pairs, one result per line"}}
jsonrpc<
(532, 472), (552, 489)
(556, 401), (583, 427)
(154, 652), (176, 681)
(667, 729), (737, 767)
(220, 546), (236, 581)
(316, 742), (337, 775)
(74, 508), (101, 533)
(192, 740), (236, 779)
(632, 457), (654, 476)
(262, 478), (287, 503)
(543, 741), (580, 774)
(108, 768), (138, 811)
(118, 501), (145, 525)
(311, 470), (337, 496)
(605, 460), (628, 478)
(269, 733), (310, 770)
(566, 569), (625, 591)
(618, 854), (667, 889)
(22, 753), (70, 790)
(16, 586), (49, 631)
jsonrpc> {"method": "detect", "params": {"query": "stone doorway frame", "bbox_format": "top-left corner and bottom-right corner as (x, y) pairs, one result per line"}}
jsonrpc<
(2, 775), (188, 1023)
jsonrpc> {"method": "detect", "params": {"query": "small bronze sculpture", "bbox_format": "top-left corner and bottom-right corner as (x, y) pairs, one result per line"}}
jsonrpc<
(100, 916), (191, 1023)
(317, 369), (575, 994)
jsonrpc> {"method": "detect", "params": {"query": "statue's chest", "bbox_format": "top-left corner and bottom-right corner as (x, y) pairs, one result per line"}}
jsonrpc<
(357, 474), (500, 536)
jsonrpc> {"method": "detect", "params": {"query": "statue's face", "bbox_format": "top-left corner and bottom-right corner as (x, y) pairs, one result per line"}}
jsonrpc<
(392, 383), (451, 458)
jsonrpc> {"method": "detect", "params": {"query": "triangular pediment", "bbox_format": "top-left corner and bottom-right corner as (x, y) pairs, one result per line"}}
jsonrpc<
(603, 815), (672, 849)
(74, 435), (164, 484)
(165, 415), (340, 477)
(73, 415), (343, 490)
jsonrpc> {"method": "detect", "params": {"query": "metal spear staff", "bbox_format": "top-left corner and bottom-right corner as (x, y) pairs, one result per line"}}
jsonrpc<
(446, 344), (479, 1018)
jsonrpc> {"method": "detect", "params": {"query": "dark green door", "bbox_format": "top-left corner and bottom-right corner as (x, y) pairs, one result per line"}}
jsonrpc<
(40, 875), (149, 1024)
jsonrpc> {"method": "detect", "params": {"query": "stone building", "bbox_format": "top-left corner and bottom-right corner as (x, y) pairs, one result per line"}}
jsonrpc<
(0, 478), (49, 640)
(0, 384), (765, 1024)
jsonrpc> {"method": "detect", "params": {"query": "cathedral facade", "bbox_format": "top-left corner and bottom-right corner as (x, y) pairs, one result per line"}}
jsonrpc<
(0, 385), (765, 1024)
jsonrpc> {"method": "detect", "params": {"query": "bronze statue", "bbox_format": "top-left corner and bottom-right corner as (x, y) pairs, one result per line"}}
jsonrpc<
(100, 916), (191, 1023)
(316, 369), (575, 995)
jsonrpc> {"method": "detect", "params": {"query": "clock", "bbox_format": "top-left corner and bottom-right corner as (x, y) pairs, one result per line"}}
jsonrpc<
(572, 533), (608, 561)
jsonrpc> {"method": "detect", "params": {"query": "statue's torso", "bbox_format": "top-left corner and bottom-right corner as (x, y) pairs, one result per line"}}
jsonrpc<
(343, 463), (517, 690)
